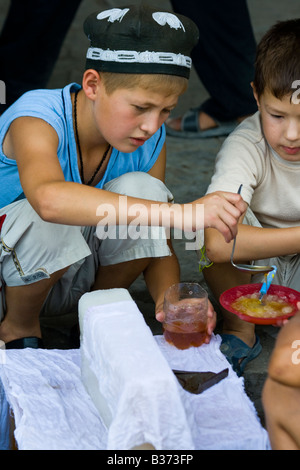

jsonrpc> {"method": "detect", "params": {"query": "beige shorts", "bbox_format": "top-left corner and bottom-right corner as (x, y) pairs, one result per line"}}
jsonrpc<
(0, 172), (173, 322)
(198, 207), (300, 290)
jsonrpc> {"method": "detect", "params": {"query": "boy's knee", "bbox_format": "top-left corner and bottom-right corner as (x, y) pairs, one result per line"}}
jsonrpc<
(33, 218), (81, 251)
(1, 206), (90, 287)
(104, 172), (173, 202)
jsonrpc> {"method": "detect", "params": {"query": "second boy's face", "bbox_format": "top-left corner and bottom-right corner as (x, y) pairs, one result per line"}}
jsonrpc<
(94, 83), (179, 152)
(254, 88), (300, 161)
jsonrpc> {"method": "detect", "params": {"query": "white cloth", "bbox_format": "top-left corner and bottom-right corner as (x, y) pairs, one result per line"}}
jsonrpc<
(155, 335), (270, 450)
(0, 337), (270, 450)
(0, 349), (108, 450)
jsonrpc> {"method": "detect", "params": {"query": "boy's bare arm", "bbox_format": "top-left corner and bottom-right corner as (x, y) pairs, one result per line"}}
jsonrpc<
(205, 222), (300, 264)
(267, 310), (300, 387)
(9, 117), (168, 226)
(147, 142), (166, 182)
(9, 117), (246, 241)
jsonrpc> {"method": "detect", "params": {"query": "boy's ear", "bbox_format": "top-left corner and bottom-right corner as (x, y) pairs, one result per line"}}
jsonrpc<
(251, 82), (260, 108)
(82, 69), (102, 100)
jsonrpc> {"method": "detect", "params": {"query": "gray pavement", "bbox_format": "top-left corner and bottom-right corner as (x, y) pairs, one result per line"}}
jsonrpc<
(1, 0), (300, 426)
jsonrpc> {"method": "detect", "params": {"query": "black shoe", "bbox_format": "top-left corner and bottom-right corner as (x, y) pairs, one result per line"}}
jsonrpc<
(4, 337), (44, 349)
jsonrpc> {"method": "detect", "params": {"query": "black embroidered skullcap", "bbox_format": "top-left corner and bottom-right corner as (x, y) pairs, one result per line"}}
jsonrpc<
(83, 4), (199, 78)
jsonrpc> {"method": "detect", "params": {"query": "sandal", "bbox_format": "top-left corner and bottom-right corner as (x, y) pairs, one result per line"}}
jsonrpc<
(4, 336), (44, 349)
(165, 105), (239, 139)
(220, 334), (262, 377)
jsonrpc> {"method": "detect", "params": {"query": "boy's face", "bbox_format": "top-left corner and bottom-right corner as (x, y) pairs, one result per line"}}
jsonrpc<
(253, 87), (300, 161)
(93, 82), (179, 152)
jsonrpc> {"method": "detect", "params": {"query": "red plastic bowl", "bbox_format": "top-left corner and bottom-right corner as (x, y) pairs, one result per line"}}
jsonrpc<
(219, 284), (300, 325)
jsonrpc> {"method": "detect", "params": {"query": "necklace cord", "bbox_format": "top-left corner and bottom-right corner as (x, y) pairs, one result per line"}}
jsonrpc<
(74, 88), (111, 186)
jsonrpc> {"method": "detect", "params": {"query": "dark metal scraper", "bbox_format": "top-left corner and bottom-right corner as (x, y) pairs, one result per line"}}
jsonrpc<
(173, 368), (229, 394)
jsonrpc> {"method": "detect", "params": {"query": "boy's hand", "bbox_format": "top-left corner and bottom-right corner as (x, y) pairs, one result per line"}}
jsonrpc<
(199, 191), (247, 243)
(204, 301), (217, 343)
(175, 191), (246, 243)
(155, 300), (217, 344)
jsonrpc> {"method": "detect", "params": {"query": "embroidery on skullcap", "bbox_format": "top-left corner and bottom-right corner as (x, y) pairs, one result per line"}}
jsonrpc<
(84, 4), (199, 77)
(152, 12), (185, 31)
(96, 8), (129, 23)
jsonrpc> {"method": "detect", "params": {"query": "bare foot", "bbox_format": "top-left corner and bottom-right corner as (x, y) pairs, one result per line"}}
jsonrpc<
(0, 319), (41, 345)
(166, 111), (250, 132)
(166, 111), (217, 131)
(222, 328), (256, 348)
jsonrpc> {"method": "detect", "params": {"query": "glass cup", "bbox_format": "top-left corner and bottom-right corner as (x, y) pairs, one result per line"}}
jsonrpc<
(163, 282), (208, 350)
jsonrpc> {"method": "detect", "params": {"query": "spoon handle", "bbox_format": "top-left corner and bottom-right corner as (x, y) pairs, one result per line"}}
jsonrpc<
(230, 184), (243, 263)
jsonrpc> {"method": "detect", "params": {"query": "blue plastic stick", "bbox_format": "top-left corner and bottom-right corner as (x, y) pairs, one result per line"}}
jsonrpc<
(259, 266), (277, 299)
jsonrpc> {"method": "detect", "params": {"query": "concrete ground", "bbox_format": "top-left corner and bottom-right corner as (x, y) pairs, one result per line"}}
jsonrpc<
(1, 0), (299, 426)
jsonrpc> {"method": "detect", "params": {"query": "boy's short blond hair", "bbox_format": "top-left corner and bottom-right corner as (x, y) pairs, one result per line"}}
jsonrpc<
(253, 19), (300, 99)
(99, 72), (188, 97)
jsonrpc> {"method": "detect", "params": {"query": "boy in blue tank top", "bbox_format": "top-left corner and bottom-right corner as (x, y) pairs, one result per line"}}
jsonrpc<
(0, 5), (246, 348)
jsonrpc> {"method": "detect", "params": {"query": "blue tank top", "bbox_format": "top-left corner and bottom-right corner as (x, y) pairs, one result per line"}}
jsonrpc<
(0, 83), (165, 209)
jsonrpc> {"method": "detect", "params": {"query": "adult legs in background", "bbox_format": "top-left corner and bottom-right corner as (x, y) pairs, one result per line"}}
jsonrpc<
(167, 0), (257, 136)
(0, 0), (82, 112)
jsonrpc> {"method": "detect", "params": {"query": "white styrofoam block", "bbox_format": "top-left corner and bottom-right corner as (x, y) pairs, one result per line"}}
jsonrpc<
(78, 289), (194, 450)
(79, 289), (131, 429)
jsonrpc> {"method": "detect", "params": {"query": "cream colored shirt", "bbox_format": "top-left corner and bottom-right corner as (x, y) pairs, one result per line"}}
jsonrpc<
(207, 111), (300, 229)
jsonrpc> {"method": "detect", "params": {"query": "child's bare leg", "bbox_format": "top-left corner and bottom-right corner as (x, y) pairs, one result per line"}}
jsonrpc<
(263, 377), (300, 450)
(93, 258), (150, 290)
(0, 267), (69, 343)
(262, 310), (300, 449)
(203, 261), (255, 346)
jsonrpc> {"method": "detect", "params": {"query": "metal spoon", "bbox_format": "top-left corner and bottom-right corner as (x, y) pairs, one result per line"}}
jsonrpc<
(230, 184), (274, 274)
